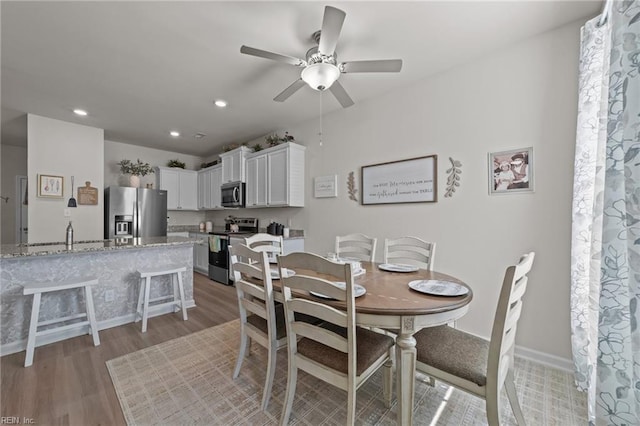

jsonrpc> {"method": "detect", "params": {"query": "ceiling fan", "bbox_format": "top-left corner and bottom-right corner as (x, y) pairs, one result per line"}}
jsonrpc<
(240, 5), (403, 108)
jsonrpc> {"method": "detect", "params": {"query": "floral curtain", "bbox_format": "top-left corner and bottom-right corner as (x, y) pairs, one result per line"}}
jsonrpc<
(570, 2), (640, 425)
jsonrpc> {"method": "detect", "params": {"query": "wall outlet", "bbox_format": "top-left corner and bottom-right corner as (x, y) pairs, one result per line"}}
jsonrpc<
(104, 290), (115, 302)
(64, 208), (71, 217)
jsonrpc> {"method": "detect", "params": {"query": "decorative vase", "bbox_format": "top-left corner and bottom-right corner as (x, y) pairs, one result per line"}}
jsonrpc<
(129, 175), (140, 188)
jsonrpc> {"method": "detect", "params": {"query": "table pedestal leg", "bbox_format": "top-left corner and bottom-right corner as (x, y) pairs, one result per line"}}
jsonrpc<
(396, 316), (417, 425)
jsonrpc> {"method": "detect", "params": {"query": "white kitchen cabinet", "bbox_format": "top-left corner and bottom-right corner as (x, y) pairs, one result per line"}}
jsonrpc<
(156, 167), (198, 210)
(220, 146), (251, 183)
(245, 154), (268, 208)
(245, 142), (306, 208)
(189, 232), (209, 275)
(197, 164), (223, 210)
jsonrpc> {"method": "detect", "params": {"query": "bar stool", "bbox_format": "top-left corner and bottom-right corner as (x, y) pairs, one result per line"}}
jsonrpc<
(23, 277), (100, 367)
(136, 265), (188, 333)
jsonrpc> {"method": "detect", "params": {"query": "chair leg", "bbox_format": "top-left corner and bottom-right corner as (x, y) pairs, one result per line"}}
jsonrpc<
(233, 332), (249, 379)
(261, 340), (277, 411)
(279, 363), (297, 426)
(347, 386), (356, 426)
(505, 370), (526, 425)
(485, 384), (501, 426)
(24, 292), (41, 367)
(383, 349), (393, 408)
(84, 286), (100, 346)
(172, 273), (179, 313)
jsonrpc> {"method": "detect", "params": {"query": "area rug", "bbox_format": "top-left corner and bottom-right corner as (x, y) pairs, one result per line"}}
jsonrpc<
(106, 320), (587, 425)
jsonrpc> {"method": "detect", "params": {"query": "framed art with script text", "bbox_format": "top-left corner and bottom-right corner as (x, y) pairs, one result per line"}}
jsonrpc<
(361, 155), (437, 205)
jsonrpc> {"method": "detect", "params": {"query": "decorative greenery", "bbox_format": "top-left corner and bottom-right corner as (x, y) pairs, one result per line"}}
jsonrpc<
(200, 160), (219, 169)
(252, 143), (264, 152)
(347, 171), (358, 202)
(117, 159), (154, 176)
(444, 157), (462, 198)
(222, 142), (249, 152)
(265, 131), (295, 147)
(167, 159), (186, 169)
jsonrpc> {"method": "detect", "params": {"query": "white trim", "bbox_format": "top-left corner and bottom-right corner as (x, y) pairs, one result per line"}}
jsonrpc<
(514, 344), (574, 372)
(0, 299), (196, 357)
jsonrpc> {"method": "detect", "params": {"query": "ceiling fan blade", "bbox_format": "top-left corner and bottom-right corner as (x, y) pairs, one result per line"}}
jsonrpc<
(240, 45), (306, 67)
(274, 79), (307, 102)
(318, 6), (346, 56)
(329, 80), (354, 108)
(340, 59), (403, 73)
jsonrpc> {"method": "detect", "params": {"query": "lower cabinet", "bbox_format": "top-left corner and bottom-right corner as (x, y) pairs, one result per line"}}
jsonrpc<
(190, 233), (209, 274)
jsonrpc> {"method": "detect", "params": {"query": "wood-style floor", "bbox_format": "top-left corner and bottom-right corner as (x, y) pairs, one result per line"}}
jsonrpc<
(0, 272), (239, 426)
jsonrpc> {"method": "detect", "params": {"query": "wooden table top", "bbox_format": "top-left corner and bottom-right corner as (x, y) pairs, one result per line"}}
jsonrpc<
(271, 261), (473, 317)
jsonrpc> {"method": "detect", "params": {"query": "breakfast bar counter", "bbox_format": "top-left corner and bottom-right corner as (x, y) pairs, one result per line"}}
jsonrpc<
(0, 237), (197, 355)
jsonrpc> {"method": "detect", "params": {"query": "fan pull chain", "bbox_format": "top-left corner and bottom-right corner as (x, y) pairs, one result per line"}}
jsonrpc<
(319, 92), (323, 147)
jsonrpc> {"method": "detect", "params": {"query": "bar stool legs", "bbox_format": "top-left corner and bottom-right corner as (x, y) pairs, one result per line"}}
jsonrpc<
(136, 266), (188, 333)
(23, 278), (100, 367)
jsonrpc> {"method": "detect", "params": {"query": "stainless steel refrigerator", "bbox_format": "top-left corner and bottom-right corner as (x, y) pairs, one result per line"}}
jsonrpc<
(104, 186), (167, 239)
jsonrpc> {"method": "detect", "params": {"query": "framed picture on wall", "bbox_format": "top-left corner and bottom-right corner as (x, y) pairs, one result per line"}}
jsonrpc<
(488, 147), (533, 194)
(37, 174), (64, 198)
(314, 175), (338, 198)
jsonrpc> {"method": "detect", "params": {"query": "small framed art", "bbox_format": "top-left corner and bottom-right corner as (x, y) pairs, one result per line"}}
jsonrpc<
(37, 174), (64, 198)
(314, 175), (338, 198)
(488, 147), (533, 194)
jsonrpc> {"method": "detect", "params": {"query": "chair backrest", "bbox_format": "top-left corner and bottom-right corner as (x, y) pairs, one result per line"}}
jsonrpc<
(278, 252), (357, 381)
(383, 236), (436, 270)
(487, 252), (535, 390)
(244, 233), (284, 263)
(335, 233), (377, 262)
(230, 243), (277, 338)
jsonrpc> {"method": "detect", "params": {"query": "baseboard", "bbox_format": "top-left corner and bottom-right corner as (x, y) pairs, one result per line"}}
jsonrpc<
(514, 344), (575, 372)
(0, 299), (196, 357)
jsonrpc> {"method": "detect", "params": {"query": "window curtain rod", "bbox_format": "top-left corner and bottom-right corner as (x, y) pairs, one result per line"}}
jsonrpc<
(598, 0), (612, 26)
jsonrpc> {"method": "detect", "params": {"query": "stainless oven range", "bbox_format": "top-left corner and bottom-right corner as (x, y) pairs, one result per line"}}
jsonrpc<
(208, 217), (259, 285)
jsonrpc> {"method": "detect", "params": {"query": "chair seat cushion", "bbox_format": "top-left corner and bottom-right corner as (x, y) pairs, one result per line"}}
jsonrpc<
(247, 304), (320, 340)
(414, 325), (489, 387)
(297, 323), (394, 376)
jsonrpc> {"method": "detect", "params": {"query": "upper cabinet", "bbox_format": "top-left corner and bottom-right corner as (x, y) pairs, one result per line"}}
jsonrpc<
(197, 164), (223, 210)
(220, 146), (251, 183)
(246, 142), (305, 208)
(156, 167), (198, 210)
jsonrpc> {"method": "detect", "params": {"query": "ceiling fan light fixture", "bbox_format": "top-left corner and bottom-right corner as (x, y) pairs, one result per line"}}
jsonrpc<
(301, 63), (340, 91)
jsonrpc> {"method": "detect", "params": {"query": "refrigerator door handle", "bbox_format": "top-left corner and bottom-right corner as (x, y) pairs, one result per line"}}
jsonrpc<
(133, 201), (139, 238)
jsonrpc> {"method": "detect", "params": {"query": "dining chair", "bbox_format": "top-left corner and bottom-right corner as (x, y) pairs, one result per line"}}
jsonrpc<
(414, 252), (535, 425)
(244, 233), (284, 262)
(335, 233), (377, 262)
(229, 243), (286, 410)
(278, 252), (394, 425)
(383, 236), (436, 270)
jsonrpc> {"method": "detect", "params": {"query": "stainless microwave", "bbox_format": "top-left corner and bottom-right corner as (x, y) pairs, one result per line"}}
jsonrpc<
(221, 181), (245, 208)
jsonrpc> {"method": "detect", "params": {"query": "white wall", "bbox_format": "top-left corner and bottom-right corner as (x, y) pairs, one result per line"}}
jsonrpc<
(27, 115), (104, 243)
(218, 20), (581, 362)
(0, 145), (27, 244)
(104, 140), (205, 225)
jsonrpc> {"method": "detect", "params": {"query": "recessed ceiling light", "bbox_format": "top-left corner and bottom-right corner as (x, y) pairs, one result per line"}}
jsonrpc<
(170, 131), (180, 137)
(214, 100), (228, 108)
(73, 109), (88, 116)
(194, 133), (206, 139)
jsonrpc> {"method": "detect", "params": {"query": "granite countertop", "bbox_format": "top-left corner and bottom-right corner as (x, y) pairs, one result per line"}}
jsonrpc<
(0, 236), (198, 259)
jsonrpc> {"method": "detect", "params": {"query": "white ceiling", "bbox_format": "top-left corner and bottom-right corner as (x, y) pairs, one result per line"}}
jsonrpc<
(1, 1), (601, 157)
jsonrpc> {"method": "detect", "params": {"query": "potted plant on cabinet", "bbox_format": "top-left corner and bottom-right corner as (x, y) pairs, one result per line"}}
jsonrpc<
(117, 159), (154, 187)
(167, 159), (186, 169)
